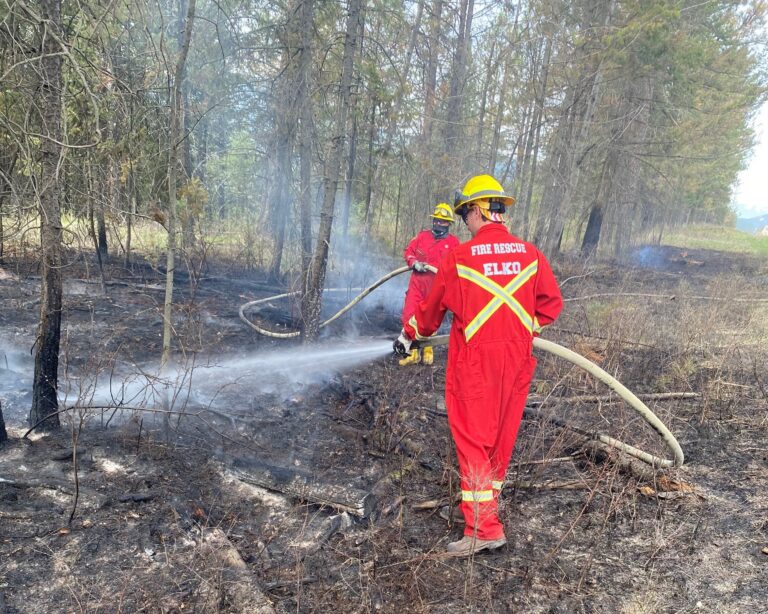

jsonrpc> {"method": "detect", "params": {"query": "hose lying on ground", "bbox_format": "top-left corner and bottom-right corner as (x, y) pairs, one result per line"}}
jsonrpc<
(428, 334), (684, 468)
(239, 264), (684, 468)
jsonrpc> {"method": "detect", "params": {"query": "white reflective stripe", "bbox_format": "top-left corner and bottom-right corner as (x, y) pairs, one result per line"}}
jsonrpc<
(533, 316), (541, 335)
(492, 481), (504, 490)
(407, 315), (431, 341)
(457, 261), (538, 340)
(461, 489), (494, 502)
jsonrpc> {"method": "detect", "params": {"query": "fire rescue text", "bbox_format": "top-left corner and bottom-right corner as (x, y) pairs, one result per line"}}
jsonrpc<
(470, 242), (527, 256)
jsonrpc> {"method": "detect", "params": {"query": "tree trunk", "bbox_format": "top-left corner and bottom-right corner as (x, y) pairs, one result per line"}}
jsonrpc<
(301, 0), (362, 341)
(161, 0), (197, 375)
(488, 51), (510, 173)
(361, 100), (376, 239)
(520, 40), (550, 240)
(87, 161), (108, 294)
(124, 97), (136, 267)
(475, 39), (496, 159)
(97, 178), (109, 262)
(581, 204), (603, 254)
(30, 0), (64, 431)
(340, 104), (358, 241)
(442, 0), (474, 154)
(511, 45), (538, 232)
(509, 99), (531, 194)
(0, 401), (7, 444)
(392, 159), (404, 256)
(98, 160), (110, 262)
(581, 153), (611, 254)
(268, 79), (296, 280)
(125, 158), (137, 268)
(298, 0), (314, 283)
(0, 150), (18, 263)
(421, 0), (442, 147)
(178, 0), (196, 253)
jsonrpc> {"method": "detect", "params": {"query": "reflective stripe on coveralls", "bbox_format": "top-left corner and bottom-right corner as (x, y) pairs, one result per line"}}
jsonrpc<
(402, 230), (459, 330)
(456, 261), (538, 340)
(407, 314), (433, 341)
(406, 263), (541, 344)
(454, 261), (540, 508)
(462, 489), (494, 502)
(402, 223), (565, 541)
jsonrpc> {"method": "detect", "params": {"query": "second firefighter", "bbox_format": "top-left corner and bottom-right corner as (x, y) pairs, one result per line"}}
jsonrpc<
(398, 203), (459, 366)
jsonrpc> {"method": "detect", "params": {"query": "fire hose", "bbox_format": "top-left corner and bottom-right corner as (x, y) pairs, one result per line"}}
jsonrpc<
(239, 266), (414, 339)
(239, 265), (684, 468)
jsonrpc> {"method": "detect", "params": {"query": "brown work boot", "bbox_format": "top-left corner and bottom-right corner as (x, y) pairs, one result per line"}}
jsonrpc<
(445, 535), (507, 557)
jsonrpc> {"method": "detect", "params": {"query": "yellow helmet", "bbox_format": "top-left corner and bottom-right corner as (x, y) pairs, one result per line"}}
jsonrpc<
(430, 202), (455, 223)
(453, 174), (516, 212)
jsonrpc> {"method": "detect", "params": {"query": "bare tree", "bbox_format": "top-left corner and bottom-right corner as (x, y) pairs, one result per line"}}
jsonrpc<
(29, 0), (65, 431)
(298, 0), (314, 278)
(300, 0), (362, 340)
(161, 0), (197, 375)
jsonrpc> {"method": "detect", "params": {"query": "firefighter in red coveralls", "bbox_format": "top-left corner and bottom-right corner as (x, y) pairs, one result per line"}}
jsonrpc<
(398, 203), (460, 366)
(393, 174), (563, 557)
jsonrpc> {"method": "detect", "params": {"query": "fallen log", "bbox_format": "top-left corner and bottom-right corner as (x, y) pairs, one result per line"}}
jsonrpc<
(289, 512), (353, 557)
(581, 440), (657, 482)
(51, 447), (88, 461)
(229, 458), (376, 518)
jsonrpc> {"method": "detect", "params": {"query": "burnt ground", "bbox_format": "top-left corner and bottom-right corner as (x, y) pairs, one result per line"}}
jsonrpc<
(0, 244), (767, 613)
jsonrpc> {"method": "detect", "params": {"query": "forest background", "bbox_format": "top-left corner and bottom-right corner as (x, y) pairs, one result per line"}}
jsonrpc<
(1, 0), (766, 427)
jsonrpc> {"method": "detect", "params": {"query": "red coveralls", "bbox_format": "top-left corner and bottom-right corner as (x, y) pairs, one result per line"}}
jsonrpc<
(401, 230), (460, 328)
(403, 224), (563, 540)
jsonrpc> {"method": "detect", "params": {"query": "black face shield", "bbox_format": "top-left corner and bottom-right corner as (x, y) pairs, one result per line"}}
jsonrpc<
(432, 220), (450, 237)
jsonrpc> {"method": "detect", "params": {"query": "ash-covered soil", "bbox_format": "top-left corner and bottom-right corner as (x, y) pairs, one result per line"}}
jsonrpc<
(1, 245), (767, 613)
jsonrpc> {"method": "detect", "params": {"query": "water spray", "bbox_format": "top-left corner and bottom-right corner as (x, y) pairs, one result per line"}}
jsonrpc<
(74, 340), (395, 412)
(239, 266), (685, 469)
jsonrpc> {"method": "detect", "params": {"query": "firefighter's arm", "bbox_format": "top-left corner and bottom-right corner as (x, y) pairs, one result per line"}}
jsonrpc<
(403, 257), (449, 340)
(403, 234), (421, 268)
(533, 251), (564, 333)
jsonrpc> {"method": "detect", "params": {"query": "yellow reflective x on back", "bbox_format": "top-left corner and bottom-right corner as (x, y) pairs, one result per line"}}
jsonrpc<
(457, 260), (538, 341)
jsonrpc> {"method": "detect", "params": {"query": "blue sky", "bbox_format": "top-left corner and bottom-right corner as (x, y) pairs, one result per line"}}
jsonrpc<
(733, 103), (768, 218)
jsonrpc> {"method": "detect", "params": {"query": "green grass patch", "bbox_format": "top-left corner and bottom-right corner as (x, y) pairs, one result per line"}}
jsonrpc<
(663, 224), (768, 256)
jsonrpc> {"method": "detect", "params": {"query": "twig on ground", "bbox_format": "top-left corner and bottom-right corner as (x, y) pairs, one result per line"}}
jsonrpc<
(565, 292), (768, 303)
(528, 391), (699, 405)
(381, 496), (406, 517)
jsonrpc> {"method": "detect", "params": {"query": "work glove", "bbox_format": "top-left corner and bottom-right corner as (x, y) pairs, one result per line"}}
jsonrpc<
(412, 261), (428, 273)
(393, 331), (416, 356)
